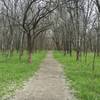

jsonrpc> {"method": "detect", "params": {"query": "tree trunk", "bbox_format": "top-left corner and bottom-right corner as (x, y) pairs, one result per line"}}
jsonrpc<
(75, 1), (80, 61)
(28, 51), (32, 64)
(76, 49), (80, 61)
(27, 32), (33, 64)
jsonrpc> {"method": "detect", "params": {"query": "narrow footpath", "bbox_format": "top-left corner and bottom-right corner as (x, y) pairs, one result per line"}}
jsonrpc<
(11, 51), (76, 100)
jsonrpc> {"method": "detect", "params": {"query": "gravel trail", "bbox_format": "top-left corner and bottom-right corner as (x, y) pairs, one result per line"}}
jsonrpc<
(11, 51), (76, 100)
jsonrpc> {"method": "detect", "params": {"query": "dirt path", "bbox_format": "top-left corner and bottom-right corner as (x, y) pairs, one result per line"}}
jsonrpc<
(11, 51), (76, 100)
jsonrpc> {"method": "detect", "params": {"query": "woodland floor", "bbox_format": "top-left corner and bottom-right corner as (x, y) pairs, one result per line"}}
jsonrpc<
(10, 51), (76, 100)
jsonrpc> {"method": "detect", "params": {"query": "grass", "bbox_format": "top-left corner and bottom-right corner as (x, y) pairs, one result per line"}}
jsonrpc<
(0, 51), (46, 99)
(54, 51), (100, 100)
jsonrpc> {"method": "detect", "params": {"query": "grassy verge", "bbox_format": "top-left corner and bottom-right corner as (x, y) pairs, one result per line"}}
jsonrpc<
(54, 51), (100, 100)
(0, 51), (46, 99)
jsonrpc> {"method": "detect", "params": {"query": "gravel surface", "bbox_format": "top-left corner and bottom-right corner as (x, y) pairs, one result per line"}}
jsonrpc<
(11, 51), (76, 100)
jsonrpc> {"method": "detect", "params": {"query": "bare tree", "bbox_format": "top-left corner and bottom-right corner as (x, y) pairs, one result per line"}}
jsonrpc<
(0, 0), (58, 63)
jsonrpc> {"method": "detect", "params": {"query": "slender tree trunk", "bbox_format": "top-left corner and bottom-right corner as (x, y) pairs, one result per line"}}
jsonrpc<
(28, 51), (32, 64)
(27, 32), (33, 64)
(75, 1), (80, 61)
(76, 49), (80, 60)
(19, 33), (25, 61)
(96, 34), (100, 56)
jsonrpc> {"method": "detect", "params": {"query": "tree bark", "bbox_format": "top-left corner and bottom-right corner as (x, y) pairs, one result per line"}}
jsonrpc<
(28, 51), (32, 64)
(27, 32), (33, 64)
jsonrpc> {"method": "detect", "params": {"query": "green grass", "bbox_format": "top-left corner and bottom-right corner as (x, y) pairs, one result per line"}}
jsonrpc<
(54, 51), (100, 100)
(0, 51), (46, 99)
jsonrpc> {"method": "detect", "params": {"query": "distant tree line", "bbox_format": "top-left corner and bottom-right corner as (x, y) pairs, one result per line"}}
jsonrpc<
(0, 0), (58, 63)
(0, 0), (100, 64)
(52, 0), (100, 61)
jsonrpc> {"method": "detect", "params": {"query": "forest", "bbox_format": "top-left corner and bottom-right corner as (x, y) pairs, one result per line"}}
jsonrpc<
(0, 0), (100, 100)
